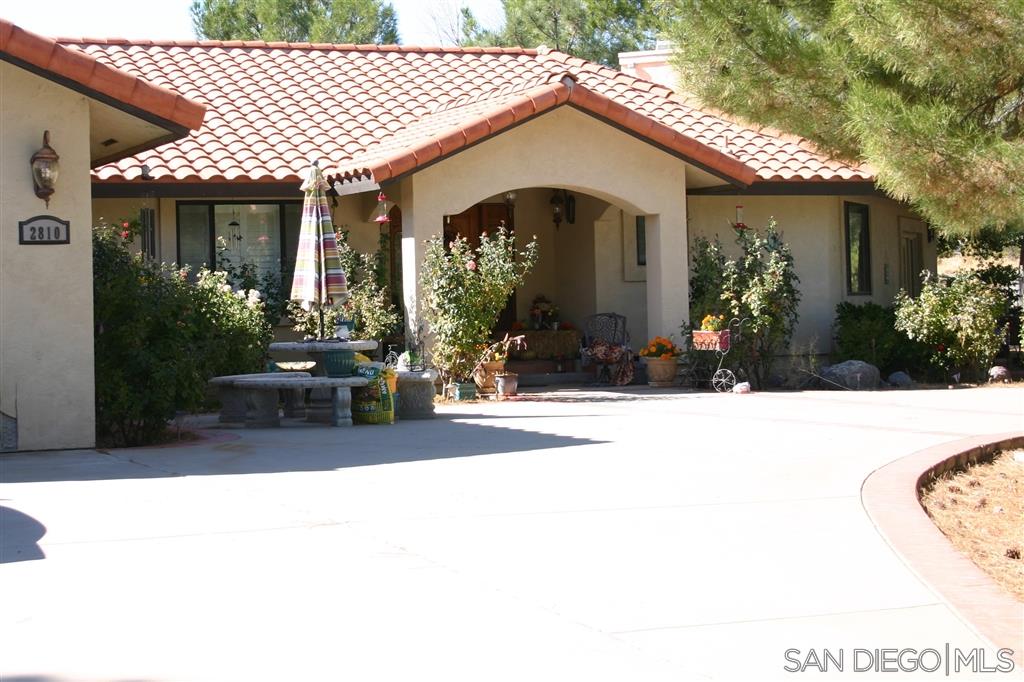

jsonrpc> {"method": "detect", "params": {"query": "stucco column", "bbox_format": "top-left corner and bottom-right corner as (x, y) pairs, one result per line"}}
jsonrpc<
(399, 176), (444, 348)
(645, 206), (690, 340)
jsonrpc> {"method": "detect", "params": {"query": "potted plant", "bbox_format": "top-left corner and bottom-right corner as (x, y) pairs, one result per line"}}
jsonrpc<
(420, 227), (539, 400)
(638, 335), (682, 387)
(692, 314), (730, 351)
(495, 371), (519, 398)
(473, 333), (526, 394)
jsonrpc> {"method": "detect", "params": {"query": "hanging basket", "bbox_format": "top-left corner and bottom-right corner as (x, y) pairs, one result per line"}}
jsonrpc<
(692, 330), (731, 352)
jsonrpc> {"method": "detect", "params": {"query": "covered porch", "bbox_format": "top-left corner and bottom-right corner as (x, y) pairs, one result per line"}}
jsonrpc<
(358, 104), (746, 352)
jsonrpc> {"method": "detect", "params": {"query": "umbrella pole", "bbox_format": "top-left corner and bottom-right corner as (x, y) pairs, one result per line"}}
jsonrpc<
(319, 306), (325, 341)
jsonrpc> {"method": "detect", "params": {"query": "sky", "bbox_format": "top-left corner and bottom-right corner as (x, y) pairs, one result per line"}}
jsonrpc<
(3, 0), (504, 46)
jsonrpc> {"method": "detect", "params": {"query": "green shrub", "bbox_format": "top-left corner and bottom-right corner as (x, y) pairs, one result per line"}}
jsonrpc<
(93, 225), (272, 446)
(215, 237), (289, 328)
(833, 302), (931, 376)
(894, 272), (1007, 381)
(687, 220), (801, 389)
(288, 230), (401, 341)
(420, 227), (538, 384)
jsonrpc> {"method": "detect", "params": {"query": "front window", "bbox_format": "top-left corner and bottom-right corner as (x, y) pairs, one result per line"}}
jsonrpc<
(844, 202), (871, 295)
(176, 201), (301, 288)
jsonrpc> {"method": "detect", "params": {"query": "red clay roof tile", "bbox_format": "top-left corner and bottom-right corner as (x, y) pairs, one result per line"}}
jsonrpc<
(55, 37), (869, 185)
(2, 20), (205, 134)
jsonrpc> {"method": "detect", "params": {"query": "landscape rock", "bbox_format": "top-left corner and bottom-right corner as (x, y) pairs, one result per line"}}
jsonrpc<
(988, 366), (1010, 383)
(820, 360), (881, 390)
(887, 371), (914, 388)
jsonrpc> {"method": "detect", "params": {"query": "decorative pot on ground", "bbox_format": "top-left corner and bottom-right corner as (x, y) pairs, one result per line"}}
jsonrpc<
(691, 329), (730, 352)
(495, 372), (518, 398)
(643, 357), (678, 387)
(474, 360), (505, 394)
(450, 382), (477, 401)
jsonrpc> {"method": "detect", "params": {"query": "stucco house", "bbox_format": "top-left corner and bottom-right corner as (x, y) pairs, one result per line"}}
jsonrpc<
(0, 20), (205, 451)
(73, 37), (934, 356)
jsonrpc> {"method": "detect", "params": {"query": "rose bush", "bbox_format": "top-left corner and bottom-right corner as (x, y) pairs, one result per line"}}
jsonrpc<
(420, 227), (538, 385)
(687, 220), (801, 389)
(894, 272), (1007, 381)
(94, 224), (271, 446)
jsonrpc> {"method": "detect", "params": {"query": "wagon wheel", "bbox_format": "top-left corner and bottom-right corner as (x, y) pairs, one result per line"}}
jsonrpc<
(712, 368), (736, 393)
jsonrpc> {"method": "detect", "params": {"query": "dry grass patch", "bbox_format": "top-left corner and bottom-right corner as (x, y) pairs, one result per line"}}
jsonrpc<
(920, 450), (1024, 602)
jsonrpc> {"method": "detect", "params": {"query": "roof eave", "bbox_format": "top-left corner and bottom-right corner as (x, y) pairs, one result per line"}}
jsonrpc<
(336, 76), (757, 189)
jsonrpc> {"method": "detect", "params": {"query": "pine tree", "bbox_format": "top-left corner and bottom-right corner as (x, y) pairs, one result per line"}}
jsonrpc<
(191, 0), (399, 45)
(461, 0), (658, 67)
(661, 0), (1024, 236)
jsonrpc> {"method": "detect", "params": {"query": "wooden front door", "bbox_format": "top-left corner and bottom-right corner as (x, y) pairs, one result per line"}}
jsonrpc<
(445, 202), (517, 331)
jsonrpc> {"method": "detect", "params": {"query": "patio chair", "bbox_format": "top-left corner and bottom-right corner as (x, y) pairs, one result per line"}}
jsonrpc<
(581, 313), (633, 385)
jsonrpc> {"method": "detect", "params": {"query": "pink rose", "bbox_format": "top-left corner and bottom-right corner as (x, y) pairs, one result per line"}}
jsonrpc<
(121, 230), (130, 238)
(467, 260), (477, 271)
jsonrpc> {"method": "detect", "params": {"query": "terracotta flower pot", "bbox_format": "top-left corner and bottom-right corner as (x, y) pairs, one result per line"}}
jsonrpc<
(644, 357), (678, 387)
(473, 360), (505, 393)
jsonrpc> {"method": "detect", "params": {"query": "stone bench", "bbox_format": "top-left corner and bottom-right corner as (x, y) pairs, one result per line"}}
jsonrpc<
(396, 369), (438, 420)
(233, 376), (369, 427)
(209, 372), (311, 424)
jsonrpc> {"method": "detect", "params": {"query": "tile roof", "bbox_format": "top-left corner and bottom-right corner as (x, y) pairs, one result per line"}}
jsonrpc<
(56, 38), (871, 186)
(0, 20), (206, 134)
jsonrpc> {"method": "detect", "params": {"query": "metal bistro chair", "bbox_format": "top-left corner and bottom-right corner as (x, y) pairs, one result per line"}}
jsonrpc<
(581, 313), (630, 384)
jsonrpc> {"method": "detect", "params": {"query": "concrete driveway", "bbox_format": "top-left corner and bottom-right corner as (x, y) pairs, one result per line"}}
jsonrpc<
(1, 387), (1021, 681)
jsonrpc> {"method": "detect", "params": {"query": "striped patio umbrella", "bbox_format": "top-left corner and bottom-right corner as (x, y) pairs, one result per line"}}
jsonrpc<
(290, 162), (348, 338)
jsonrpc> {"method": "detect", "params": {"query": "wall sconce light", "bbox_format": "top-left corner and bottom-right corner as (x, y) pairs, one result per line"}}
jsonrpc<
(550, 189), (564, 228)
(30, 131), (60, 207)
(550, 189), (575, 228)
(503, 191), (517, 206)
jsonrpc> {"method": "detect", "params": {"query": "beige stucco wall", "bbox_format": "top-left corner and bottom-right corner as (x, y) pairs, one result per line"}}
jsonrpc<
(1, 63), (95, 450)
(594, 205), (648, 344)
(395, 105), (689, 342)
(687, 194), (936, 354)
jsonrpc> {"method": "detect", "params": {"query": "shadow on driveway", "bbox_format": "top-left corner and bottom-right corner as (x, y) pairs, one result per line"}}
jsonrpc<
(0, 415), (607, 484)
(0, 506), (46, 564)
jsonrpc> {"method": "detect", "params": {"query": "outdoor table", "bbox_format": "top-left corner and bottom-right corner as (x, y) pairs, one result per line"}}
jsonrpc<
(269, 340), (378, 421)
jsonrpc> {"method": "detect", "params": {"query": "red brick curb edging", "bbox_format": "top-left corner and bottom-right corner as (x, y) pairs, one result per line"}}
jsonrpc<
(862, 432), (1024, 666)
(114, 428), (242, 451)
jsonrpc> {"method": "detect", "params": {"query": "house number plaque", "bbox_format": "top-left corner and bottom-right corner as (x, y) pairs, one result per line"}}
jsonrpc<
(18, 215), (70, 244)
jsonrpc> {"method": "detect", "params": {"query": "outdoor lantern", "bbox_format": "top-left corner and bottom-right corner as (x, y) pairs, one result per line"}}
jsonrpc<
(30, 131), (60, 206)
(550, 189), (564, 228)
(503, 191), (517, 206)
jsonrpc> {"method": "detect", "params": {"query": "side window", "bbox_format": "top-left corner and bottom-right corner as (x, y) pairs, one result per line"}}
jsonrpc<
(844, 202), (871, 295)
(139, 208), (157, 260)
(635, 215), (647, 266)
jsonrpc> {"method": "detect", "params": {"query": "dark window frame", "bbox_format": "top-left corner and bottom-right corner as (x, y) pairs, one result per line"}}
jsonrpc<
(175, 199), (301, 277)
(844, 202), (871, 295)
(139, 207), (157, 260)
(635, 215), (647, 267)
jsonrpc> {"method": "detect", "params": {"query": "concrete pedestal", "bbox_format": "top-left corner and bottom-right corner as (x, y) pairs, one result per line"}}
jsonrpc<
(396, 370), (438, 420)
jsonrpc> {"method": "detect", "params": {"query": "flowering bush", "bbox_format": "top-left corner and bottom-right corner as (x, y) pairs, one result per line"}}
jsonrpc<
(94, 224), (271, 446)
(639, 336), (682, 359)
(700, 314), (727, 331)
(288, 230), (401, 341)
(687, 220), (801, 389)
(894, 272), (1007, 381)
(420, 227), (539, 384)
